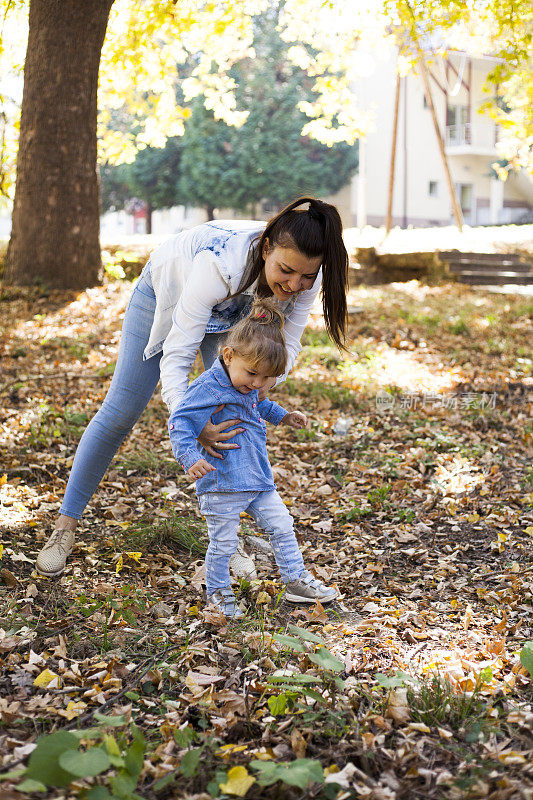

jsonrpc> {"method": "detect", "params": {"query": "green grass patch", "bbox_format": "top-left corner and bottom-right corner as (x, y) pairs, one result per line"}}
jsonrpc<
(283, 376), (359, 408)
(28, 404), (90, 450)
(125, 512), (207, 556)
(407, 670), (494, 738)
(117, 447), (178, 477)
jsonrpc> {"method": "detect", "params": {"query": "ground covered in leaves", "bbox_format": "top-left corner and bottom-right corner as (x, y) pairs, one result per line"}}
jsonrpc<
(0, 272), (532, 799)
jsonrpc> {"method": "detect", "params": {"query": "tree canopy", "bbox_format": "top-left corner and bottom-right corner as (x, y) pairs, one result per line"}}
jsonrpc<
(101, 10), (357, 222)
(1, 0), (531, 287)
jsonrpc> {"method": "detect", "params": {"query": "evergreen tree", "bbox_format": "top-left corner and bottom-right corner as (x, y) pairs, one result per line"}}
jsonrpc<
(100, 138), (183, 232)
(177, 8), (357, 217)
(177, 101), (241, 220)
(100, 5), (358, 224)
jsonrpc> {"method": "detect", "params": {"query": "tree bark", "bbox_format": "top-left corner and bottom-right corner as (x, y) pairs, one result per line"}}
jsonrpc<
(146, 202), (153, 234)
(4, 0), (114, 288)
(206, 204), (215, 221)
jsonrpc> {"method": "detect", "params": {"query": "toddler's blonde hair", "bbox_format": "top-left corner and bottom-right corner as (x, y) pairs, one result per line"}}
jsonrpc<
(224, 299), (287, 377)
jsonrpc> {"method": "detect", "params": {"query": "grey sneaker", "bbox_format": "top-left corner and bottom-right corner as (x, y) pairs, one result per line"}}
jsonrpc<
(229, 540), (257, 581)
(35, 529), (75, 576)
(207, 587), (244, 619)
(284, 570), (338, 604)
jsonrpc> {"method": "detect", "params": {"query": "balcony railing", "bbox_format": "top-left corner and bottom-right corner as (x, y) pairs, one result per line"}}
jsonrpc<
(445, 122), (499, 151)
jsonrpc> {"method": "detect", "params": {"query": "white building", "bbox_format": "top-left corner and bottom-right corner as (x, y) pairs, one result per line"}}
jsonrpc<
(342, 47), (533, 228)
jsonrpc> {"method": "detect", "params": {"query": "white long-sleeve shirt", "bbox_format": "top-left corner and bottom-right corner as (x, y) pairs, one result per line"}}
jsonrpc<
(143, 220), (322, 413)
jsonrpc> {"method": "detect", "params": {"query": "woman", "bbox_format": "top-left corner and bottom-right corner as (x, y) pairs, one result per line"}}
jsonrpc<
(35, 196), (349, 576)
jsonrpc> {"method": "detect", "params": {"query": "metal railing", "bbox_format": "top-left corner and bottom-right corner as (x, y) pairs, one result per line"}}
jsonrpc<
(445, 122), (498, 149)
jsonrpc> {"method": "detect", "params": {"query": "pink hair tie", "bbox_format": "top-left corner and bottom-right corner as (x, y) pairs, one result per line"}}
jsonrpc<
(256, 312), (267, 319)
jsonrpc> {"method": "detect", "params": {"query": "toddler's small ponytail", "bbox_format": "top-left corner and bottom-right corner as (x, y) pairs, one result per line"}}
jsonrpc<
(250, 298), (285, 329)
(225, 298), (287, 377)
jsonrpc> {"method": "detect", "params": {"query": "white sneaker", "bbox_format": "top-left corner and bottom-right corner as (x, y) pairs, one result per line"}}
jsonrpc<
(229, 540), (257, 580)
(36, 529), (75, 576)
(284, 570), (338, 604)
(207, 588), (244, 619)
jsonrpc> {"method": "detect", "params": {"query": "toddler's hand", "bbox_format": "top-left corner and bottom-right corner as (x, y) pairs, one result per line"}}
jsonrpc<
(187, 459), (216, 480)
(282, 411), (307, 429)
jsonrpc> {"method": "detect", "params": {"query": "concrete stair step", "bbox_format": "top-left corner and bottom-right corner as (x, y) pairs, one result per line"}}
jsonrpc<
(439, 251), (529, 264)
(448, 261), (533, 273)
(458, 271), (533, 285)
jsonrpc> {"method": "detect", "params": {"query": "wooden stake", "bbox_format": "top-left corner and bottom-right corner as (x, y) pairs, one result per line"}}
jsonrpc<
(417, 48), (464, 230)
(386, 71), (401, 233)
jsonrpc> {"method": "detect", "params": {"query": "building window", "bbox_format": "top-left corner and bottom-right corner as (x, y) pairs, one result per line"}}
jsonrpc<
(429, 181), (439, 197)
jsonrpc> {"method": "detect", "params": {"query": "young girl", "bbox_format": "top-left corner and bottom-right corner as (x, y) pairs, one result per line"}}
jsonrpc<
(168, 300), (338, 618)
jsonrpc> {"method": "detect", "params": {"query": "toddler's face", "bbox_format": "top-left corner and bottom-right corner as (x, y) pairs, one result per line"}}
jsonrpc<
(222, 348), (276, 394)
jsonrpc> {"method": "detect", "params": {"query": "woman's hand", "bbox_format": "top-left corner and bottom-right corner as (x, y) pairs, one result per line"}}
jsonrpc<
(197, 404), (244, 459)
(187, 458), (216, 480)
(258, 377), (277, 402)
(282, 410), (307, 429)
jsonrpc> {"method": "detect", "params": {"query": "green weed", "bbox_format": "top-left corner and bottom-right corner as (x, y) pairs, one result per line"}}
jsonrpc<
(301, 329), (333, 347)
(399, 310), (441, 332)
(336, 500), (372, 523)
(125, 512), (207, 556)
(28, 404), (89, 450)
(395, 507), (415, 523)
(367, 484), (391, 510)
(448, 316), (469, 335)
(407, 669), (494, 736)
(521, 466), (533, 490)
(283, 377), (358, 408)
(117, 448), (178, 476)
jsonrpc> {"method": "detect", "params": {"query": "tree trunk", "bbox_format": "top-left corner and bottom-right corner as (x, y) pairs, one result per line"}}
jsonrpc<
(4, 0), (114, 289)
(206, 205), (215, 221)
(146, 203), (153, 234)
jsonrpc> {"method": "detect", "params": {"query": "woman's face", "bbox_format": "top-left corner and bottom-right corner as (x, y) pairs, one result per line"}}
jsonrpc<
(262, 239), (322, 302)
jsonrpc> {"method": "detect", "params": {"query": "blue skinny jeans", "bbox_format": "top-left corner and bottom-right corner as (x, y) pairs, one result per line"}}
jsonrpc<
(60, 266), (224, 519)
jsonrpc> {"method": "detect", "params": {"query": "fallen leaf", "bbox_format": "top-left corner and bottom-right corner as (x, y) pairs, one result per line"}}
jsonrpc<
(219, 765), (256, 796)
(33, 669), (60, 688)
(291, 728), (307, 758)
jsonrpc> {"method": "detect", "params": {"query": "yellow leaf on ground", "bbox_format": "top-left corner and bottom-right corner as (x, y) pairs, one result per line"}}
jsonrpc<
(524, 526), (533, 537)
(256, 592), (270, 605)
(219, 766), (256, 797)
(0, 474), (7, 486)
(33, 669), (59, 688)
(125, 551), (142, 562)
(498, 751), (527, 765)
(115, 555), (123, 575)
(408, 722), (431, 733)
(216, 744), (248, 757)
(61, 700), (87, 720)
(0, 544), (3, 559)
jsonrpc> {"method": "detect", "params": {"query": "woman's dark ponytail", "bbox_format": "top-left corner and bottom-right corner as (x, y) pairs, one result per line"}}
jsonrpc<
(313, 199), (348, 351)
(241, 196), (349, 349)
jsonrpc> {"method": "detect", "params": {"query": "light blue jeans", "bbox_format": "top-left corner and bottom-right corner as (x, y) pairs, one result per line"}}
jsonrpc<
(198, 489), (305, 596)
(60, 265), (226, 519)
